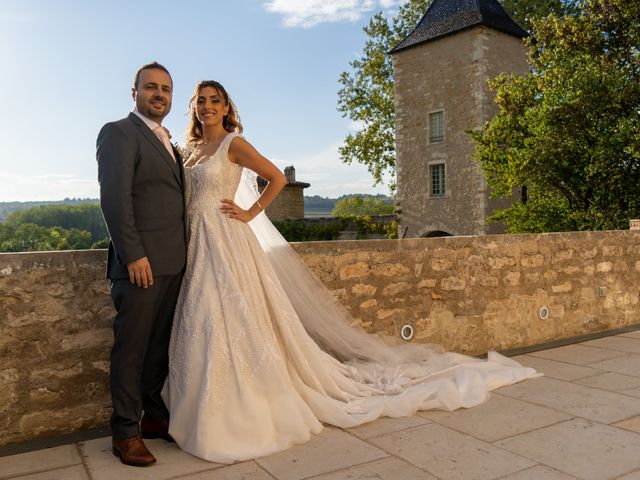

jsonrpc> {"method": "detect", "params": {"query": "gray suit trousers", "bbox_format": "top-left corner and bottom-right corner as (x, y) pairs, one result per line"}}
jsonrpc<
(109, 273), (183, 439)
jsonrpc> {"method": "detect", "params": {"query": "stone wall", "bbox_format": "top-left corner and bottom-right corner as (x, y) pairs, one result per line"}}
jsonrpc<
(295, 231), (640, 352)
(0, 251), (113, 447)
(1, 230), (639, 446)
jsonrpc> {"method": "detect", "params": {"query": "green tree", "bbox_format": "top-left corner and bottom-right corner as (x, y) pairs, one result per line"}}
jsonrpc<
(471, 0), (640, 232)
(4, 203), (107, 242)
(0, 202), (102, 252)
(501, 0), (580, 31)
(91, 238), (110, 249)
(0, 223), (53, 252)
(337, 0), (580, 192)
(338, 0), (430, 193)
(0, 223), (93, 252)
(331, 195), (395, 217)
(272, 219), (345, 242)
(59, 228), (93, 250)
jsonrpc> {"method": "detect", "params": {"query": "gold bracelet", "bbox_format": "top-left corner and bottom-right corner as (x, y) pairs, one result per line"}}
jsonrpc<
(255, 200), (264, 210)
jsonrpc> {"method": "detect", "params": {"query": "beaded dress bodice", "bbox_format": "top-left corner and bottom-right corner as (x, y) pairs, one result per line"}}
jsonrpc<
(185, 132), (243, 214)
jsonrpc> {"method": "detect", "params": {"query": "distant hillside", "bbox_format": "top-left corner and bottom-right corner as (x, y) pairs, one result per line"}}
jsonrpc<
(303, 196), (336, 215)
(1, 195), (394, 221)
(304, 194), (393, 217)
(0, 198), (98, 222)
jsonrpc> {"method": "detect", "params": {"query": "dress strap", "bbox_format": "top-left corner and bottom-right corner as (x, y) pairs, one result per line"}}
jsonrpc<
(222, 132), (240, 157)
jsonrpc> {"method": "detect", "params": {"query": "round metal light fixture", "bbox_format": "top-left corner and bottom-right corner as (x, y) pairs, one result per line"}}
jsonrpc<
(539, 306), (549, 320)
(400, 324), (415, 341)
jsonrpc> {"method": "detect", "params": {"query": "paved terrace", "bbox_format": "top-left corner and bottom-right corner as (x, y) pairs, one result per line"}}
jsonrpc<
(2, 331), (640, 480)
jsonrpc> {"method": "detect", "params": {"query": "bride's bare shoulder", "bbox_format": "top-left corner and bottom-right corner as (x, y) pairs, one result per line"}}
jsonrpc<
(228, 134), (257, 164)
(228, 134), (256, 153)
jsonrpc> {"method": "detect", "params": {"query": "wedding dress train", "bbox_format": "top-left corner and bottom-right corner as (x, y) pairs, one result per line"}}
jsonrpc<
(163, 132), (539, 463)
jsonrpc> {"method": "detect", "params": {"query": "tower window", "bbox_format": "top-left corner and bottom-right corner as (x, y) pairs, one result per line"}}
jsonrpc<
(429, 111), (444, 143)
(430, 163), (445, 196)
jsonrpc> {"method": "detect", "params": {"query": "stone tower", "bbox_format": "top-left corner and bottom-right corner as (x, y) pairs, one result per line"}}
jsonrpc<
(391, 0), (529, 237)
(258, 166), (310, 220)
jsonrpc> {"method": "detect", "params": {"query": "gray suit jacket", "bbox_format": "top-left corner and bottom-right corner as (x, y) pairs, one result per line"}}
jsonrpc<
(97, 112), (186, 279)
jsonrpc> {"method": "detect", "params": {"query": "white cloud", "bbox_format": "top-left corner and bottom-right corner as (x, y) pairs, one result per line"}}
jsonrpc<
(264, 0), (402, 28)
(0, 171), (98, 202)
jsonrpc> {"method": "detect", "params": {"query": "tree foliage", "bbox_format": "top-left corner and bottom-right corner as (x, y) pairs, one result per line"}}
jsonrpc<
(340, 214), (399, 239)
(4, 203), (107, 242)
(337, 0), (580, 192)
(0, 203), (109, 252)
(338, 0), (430, 192)
(331, 194), (395, 217)
(272, 219), (345, 242)
(0, 198), (96, 222)
(0, 223), (93, 252)
(471, 0), (640, 232)
(501, 0), (580, 31)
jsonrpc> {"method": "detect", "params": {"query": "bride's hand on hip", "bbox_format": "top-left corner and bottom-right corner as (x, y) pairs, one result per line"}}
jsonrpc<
(220, 199), (253, 222)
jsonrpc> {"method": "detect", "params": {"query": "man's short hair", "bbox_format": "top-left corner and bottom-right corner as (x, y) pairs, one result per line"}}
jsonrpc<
(133, 61), (172, 89)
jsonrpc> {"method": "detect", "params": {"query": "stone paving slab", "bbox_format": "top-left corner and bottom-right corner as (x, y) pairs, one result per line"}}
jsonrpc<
(345, 415), (430, 439)
(496, 465), (577, 480)
(368, 423), (536, 480)
(574, 372), (640, 392)
(0, 444), (81, 479)
(80, 437), (223, 480)
(587, 353), (640, 378)
(497, 418), (640, 480)
(497, 376), (640, 423)
(581, 336), (640, 354)
(3, 465), (89, 480)
(507, 354), (600, 381)
(618, 471), (640, 480)
(170, 461), (273, 479)
(418, 393), (571, 442)
(255, 427), (387, 480)
(623, 387), (640, 398)
(528, 344), (626, 365)
(619, 331), (640, 340)
(310, 457), (437, 480)
(613, 415), (640, 433)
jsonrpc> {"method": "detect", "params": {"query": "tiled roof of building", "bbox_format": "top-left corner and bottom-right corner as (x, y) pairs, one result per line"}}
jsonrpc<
(390, 0), (528, 54)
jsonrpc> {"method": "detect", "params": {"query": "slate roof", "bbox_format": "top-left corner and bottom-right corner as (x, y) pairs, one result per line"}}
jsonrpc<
(390, 0), (528, 54)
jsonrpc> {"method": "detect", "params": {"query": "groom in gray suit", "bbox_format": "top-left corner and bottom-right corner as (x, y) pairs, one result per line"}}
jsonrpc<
(97, 61), (186, 467)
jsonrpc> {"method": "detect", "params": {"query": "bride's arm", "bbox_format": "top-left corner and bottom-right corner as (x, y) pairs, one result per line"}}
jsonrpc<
(221, 136), (287, 222)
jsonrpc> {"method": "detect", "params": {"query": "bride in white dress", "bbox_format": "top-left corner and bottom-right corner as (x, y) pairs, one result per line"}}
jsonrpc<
(163, 80), (539, 464)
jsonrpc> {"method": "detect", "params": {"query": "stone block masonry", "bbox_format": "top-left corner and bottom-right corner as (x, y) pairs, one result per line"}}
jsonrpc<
(294, 231), (640, 355)
(0, 251), (112, 447)
(1, 230), (639, 446)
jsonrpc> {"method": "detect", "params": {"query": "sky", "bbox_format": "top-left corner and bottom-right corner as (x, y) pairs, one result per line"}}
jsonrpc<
(0, 0), (403, 202)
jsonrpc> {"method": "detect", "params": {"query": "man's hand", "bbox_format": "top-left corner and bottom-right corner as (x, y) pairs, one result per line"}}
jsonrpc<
(127, 256), (154, 288)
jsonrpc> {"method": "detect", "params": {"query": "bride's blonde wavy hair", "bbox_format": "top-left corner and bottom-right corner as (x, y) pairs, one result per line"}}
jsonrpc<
(185, 80), (243, 147)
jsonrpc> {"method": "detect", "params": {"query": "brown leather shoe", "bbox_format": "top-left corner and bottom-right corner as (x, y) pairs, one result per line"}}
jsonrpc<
(141, 415), (175, 443)
(112, 435), (156, 467)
